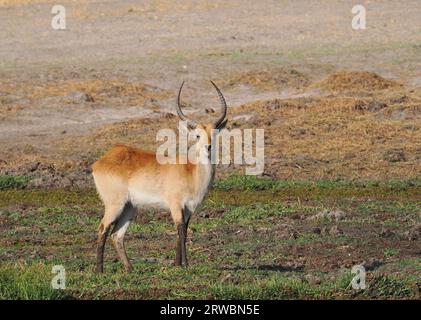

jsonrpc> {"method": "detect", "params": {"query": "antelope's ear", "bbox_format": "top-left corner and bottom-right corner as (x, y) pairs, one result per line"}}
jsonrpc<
(216, 119), (228, 130)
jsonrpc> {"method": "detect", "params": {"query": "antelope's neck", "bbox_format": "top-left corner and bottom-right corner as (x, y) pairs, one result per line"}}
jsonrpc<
(190, 162), (215, 212)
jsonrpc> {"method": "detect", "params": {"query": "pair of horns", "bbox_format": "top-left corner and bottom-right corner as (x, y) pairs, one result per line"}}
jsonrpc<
(175, 81), (227, 128)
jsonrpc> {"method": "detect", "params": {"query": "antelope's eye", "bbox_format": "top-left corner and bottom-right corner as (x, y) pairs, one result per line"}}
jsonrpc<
(196, 134), (201, 139)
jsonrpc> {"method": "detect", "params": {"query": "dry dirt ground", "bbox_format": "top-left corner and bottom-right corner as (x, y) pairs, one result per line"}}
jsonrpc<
(0, 0), (421, 185)
(0, 0), (420, 299)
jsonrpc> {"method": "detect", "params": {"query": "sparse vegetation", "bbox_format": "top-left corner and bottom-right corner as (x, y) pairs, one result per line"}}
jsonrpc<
(0, 263), (66, 300)
(313, 70), (402, 92)
(214, 175), (421, 191)
(0, 175), (31, 190)
(0, 177), (419, 299)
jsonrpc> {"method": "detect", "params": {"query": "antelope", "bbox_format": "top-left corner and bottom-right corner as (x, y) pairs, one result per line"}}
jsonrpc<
(92, 81), (228, 273)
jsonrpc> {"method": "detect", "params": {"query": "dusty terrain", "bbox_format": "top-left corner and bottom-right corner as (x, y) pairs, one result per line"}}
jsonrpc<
(1, 0), (421, 185)
(0, 0), (420, 299)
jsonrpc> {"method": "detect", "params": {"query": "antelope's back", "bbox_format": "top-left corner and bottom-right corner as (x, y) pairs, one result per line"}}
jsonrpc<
(92, 144), (158, 179)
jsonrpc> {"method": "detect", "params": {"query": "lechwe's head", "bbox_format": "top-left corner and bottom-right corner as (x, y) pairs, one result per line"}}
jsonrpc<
(175, 81), (228, 159)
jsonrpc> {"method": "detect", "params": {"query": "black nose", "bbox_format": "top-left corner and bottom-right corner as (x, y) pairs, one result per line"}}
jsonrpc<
(207, 145), (212, 151)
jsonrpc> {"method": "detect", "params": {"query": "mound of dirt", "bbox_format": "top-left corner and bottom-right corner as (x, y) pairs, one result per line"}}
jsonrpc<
(223, 68), (309, 91)
(231, 92), (421, 180)
(314, 70), (402, 92)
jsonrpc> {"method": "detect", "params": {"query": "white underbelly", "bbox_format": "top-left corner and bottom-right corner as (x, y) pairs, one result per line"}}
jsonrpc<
(129, 189), (168, 209)
(186, 191), (208, 213)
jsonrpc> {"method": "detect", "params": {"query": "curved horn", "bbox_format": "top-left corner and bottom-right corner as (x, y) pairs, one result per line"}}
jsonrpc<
(176, 81), (197, 127)
(210, 80), (227, 128)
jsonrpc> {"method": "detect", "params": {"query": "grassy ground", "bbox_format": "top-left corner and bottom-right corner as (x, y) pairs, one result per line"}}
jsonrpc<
(0, 176), (420, 299)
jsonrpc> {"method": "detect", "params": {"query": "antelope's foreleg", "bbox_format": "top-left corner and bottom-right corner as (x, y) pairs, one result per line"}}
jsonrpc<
(171, 204), (188, 267)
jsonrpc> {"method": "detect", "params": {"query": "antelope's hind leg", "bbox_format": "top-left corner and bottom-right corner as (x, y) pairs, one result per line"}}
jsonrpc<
(96, 203), (127, 273)
(110, 203), (136, 272)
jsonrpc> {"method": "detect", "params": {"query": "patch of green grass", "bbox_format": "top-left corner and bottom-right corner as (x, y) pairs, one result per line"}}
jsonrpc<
(384, 248), (400, 258)
(0, 262), (68, 299)
(214, 175), (421, 191)
(210, 272), (353, 299)
(194, 202), (319, 231)
(383, 219), (399, 228)
(129, 220), (172, 234)
(0, 188), (100, 208)
(1, 177), (420, 210)
(384, 179), (421, 190)
(365, 275), (414, 298)
(214, 175), (310, 190)
(395, 257), (421, 269)
(224, 203), (294, 222)
(0, 207), (99, 241)
(0, 259), (416, 300)
(0, 175), (31, 190)
(356, 201), (420, 218)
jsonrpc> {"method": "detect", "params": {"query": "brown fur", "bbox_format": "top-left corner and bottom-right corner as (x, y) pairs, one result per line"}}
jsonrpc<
(93, 123), (220, 272)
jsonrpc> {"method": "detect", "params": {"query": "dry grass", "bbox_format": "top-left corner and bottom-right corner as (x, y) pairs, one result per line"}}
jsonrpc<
(51, 81), (421, 181)
(0, 79), (170, 105)
(313, 70), (403, 93)
(222, 68), (310, 91)
(233, 87), (421, 180)
(1, 70), (420, 182)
